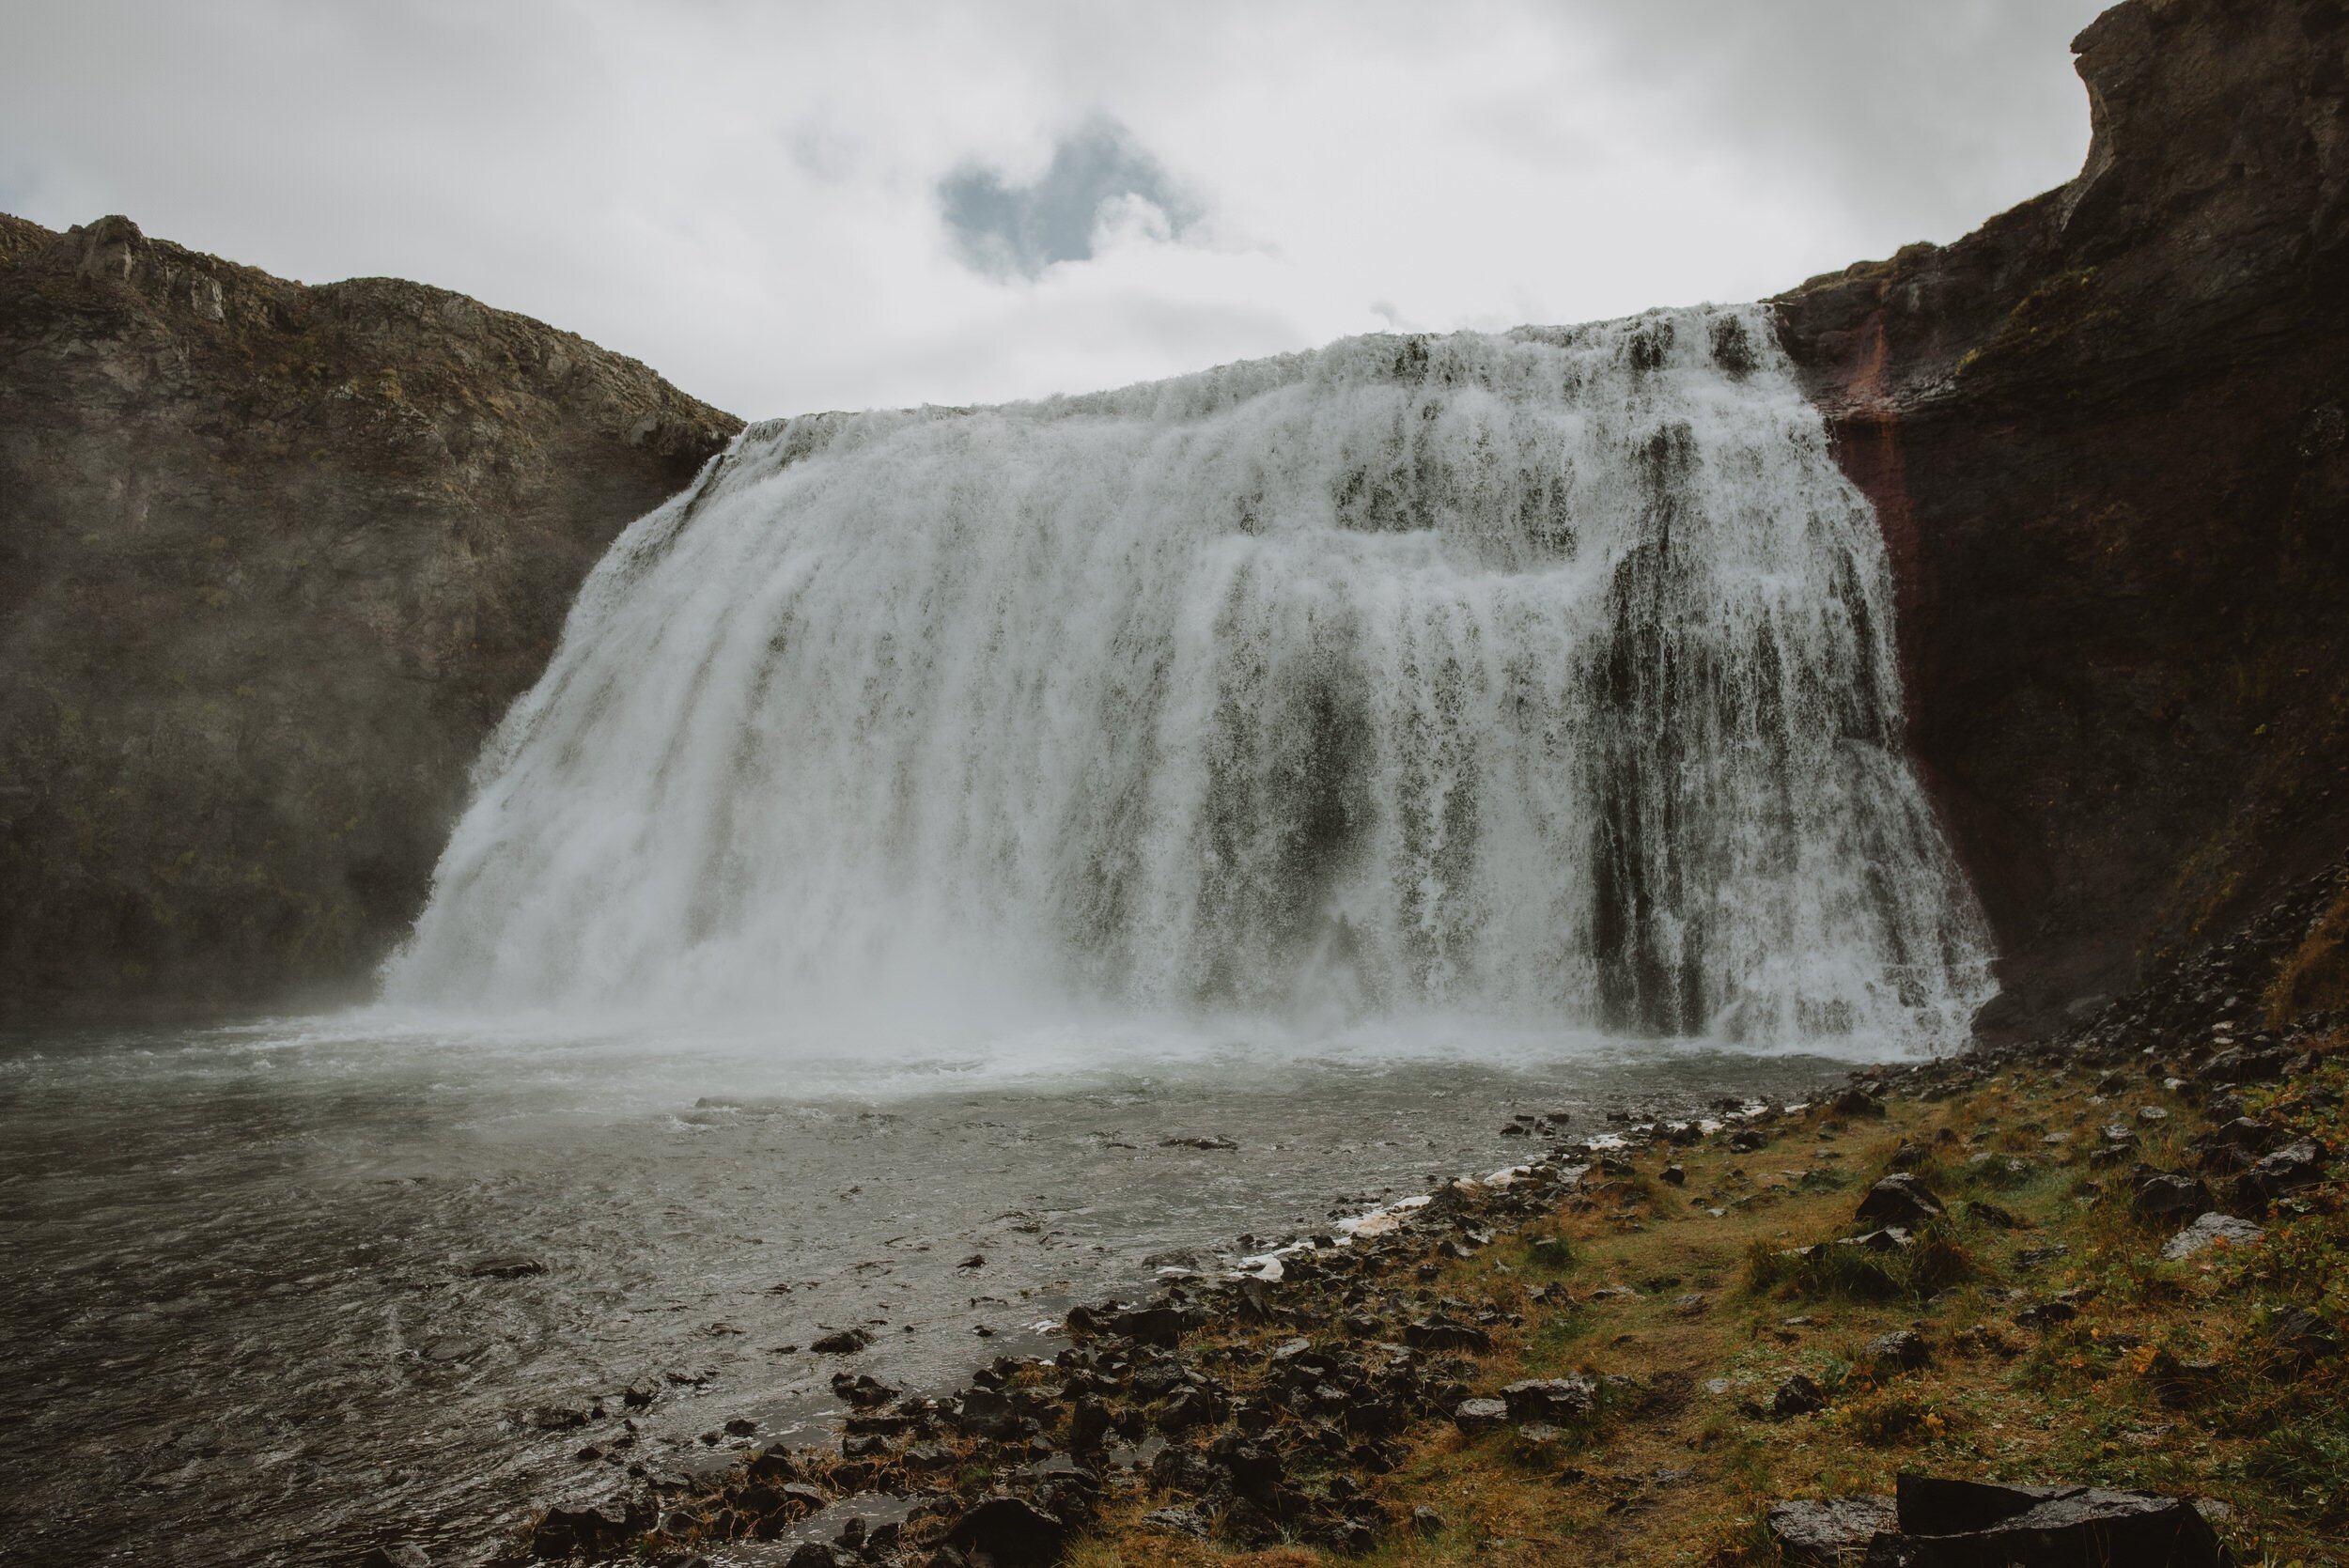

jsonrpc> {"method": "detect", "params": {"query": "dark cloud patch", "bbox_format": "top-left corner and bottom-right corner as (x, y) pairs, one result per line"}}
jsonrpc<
(941, 118), (1198, 279)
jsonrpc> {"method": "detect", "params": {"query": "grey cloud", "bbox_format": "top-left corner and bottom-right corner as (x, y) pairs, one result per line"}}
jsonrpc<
(941, 117), (1200, 279)
(1565, 0), (2111, 245)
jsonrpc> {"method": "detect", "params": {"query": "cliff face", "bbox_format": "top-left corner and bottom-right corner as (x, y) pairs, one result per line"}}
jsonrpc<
(0, 214), (739, 1017)
(1775, 0), (2349, 1036)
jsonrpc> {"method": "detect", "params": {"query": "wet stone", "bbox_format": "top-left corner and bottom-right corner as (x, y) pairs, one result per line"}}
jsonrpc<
(1772, 1374), (1827, 1419)
(2130, 1172), (2211, 1219)
(2160, 1212), (2263, 1261)
(1142, 1506), (1209, 1539)
(1454, 1396), (1510, 1435)
(943, 1497), (1066, 1567)
(1864, 1329), (1932, 1375)
(1855, 1174), (1945, 1228)
(1764, 1494), (1893, 1566)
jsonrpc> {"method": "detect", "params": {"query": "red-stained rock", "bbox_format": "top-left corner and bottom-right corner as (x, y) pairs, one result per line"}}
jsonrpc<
(1775, 0), (2349, 1037)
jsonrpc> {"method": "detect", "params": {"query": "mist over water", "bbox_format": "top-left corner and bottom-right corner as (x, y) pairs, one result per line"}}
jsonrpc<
(385, 303), (1991, 1053)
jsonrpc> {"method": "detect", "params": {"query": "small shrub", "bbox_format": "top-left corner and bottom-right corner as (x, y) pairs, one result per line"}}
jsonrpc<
(1744, 1221), (1977, 1304)
(1523, 1234), (1578, 1272)
(2240, 1407), (2349, 1529)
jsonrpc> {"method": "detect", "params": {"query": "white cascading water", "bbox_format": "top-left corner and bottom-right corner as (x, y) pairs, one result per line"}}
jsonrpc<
(383, 305), (1994, 1048)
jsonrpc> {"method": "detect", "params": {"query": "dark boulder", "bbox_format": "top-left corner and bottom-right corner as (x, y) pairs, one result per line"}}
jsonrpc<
(1773, 1374), (1828, 1419)
(1501, 1376), (1597, 1423)
(2239, 1138), (2326, 1204)
(1404, 1315), (1493, 1354)
(1856, 1174), (1946, 1228)
(2268, 1307), (2341, 1369)
(1207, 1432), (1285, 1500)
(529, 1498), (638, 1560)
(942, 1497), (1066, 1567)
(2197, 1047), (2293, 1086)
(1108, 1305), (1194, 1347)
(1873, 1474), (2230, 1566)
(2131, 1172), (2211, 1220)
(1452, 1396), (1509, 1435)
(1864, 1330), (1933, 1377)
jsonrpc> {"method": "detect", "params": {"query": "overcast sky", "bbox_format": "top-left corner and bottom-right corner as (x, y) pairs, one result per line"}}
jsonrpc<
(2, 0), (2109, 418)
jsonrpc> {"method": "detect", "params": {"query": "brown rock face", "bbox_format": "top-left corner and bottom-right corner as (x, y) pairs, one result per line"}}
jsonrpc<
(1774, 0), (2349, 1035)
(0, 213), (739, 1018)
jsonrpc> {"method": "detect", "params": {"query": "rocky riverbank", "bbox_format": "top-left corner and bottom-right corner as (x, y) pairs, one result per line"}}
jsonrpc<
(458, 863), (2349, 1568)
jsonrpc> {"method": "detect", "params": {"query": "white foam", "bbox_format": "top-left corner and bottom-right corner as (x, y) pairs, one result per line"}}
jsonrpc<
(383, 308), (1993, 1052)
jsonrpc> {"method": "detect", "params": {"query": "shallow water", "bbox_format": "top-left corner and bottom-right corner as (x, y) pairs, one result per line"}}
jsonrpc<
(0, 1017), (1879, 1565)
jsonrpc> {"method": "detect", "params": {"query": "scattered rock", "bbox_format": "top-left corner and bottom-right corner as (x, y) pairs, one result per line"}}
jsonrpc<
(470, 1255), (548, 1280)
(1109, 1305), (1194, 1347)
(2130, 1172), (2211, 1220)
(1864, 1330), (1933, 1376)
(529, 1498), (638, 1560)
(2198, 1046), (2293, 1085)
(1772, 1374), (1827, 1419)
(1501, 1377), (1597, 1424)
(2159, 1212), (2263, 1261)
(1855, 1174), (1945, 1227)
(2014, 1300), (2077, 1330)
(1142, 1506), (1209, 1539)
(2240, 1138), (2326, 1203)
(2268, 1307), (2341, 1368)
(1877, 1473), (2232, 1565)
(942, 1497), (1066, 1566)
(1405, 1316), (1493, 1354)
(1159, 1135), (1239, 1151)
(1454, 1397), (1510, 1435)
(1764, 1494), (1894, 1566)
(807, 1327), (874, 1355)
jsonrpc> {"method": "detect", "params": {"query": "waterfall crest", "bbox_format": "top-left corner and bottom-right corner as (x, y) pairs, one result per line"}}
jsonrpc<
(383, 305), (1993, 1048)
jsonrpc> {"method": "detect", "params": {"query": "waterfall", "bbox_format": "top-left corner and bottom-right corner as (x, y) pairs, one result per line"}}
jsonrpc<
(382, 305), (1993, 1048)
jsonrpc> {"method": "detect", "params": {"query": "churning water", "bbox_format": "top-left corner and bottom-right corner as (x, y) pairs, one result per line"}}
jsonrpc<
(386, 304), (1991, 1049)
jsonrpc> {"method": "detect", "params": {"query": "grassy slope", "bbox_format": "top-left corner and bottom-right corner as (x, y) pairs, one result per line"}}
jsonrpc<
(1068, 1041), (2348, 1568)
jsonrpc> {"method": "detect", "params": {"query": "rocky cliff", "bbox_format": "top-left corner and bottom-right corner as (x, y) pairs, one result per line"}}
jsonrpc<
(0, 214), (739, 1017)
(1774, 0), (2349, 1036)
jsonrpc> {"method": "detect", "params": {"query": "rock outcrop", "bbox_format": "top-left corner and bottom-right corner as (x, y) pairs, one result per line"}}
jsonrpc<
(0, 213), (739, 1017)
(1775, 0), (2349, 1034)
